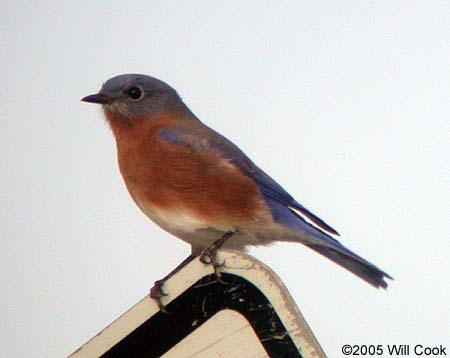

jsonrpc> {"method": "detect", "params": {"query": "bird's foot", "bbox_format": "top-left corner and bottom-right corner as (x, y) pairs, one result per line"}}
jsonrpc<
(149, 254), (197, 313)
(199, 232), (234, 283)
(199, 248), (226, 282)
(150, 279), (170, 314)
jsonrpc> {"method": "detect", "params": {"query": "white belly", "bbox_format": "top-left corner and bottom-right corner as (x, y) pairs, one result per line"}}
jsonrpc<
(136, 199), (274, 250)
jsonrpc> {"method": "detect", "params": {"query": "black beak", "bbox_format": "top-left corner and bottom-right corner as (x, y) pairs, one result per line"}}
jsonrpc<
(81, 93), (110, 104)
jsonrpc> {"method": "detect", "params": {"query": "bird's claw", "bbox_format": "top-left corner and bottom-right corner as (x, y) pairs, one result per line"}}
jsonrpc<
(150, 279), (170, 314)
(199, 231), (234, 283)
(199, 248), (214, 265)
(200, 248), (227, 283)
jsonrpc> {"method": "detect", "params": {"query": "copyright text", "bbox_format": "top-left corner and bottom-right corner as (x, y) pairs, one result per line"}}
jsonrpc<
(341, 344), (447, 356)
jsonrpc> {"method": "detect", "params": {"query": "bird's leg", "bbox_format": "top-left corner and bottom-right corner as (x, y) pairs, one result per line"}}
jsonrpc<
(200, 231), (235, 280)
(151, 232), (234, 312)
(150, 254), (196, 313)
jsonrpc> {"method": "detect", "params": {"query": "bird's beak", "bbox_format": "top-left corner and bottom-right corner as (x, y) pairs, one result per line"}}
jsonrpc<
(81, 93), (111, 104)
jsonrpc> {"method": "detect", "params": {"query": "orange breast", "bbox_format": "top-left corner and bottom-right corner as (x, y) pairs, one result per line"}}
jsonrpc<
(105, 111), (272, 227)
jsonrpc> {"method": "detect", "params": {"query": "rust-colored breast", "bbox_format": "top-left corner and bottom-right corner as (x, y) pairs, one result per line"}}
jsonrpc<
(105, 111), (271, 227)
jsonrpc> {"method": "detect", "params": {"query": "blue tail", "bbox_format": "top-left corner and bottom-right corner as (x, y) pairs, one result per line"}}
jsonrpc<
(268, 199), (393, 288)
(303, 242), (392, 288)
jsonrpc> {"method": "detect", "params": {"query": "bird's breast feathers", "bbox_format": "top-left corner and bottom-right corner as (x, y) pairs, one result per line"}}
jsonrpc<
(113, 116), (274, 245)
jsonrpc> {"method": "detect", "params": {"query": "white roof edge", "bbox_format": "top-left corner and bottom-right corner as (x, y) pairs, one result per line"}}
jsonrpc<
(69, 250), (326, 358)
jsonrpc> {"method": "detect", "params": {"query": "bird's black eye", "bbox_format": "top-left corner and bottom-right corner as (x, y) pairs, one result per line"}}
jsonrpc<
(126, 86), (143, 100)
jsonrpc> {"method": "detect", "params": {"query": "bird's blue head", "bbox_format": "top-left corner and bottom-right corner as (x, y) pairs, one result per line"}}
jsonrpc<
(82, 74), (185, 120)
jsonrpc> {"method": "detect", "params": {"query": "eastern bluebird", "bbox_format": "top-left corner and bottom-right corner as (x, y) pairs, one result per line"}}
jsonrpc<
(82, 74), (392, 292)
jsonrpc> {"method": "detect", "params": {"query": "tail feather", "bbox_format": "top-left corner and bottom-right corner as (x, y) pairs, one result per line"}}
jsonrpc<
(266, 199), (392, 287)
(305, 243), (393, 288)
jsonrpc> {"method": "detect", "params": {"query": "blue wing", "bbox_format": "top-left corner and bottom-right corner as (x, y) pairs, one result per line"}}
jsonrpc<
(158, 125), (339, 236)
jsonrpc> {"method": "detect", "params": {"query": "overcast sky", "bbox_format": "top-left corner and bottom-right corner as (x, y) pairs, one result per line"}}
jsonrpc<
(2, 1), (449, 357)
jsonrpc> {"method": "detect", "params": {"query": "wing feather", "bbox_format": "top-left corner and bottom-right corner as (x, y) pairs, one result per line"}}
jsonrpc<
(158, 125), (339, 236)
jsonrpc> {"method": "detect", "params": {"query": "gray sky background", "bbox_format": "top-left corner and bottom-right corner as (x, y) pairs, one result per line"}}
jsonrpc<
(2, 2), (449, 357)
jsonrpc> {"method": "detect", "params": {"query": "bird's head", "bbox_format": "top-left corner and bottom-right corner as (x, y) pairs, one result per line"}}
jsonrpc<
(82, 74), (186, 121)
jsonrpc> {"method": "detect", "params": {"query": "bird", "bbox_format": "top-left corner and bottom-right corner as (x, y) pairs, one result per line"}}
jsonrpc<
(81, 73), (392, 293)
